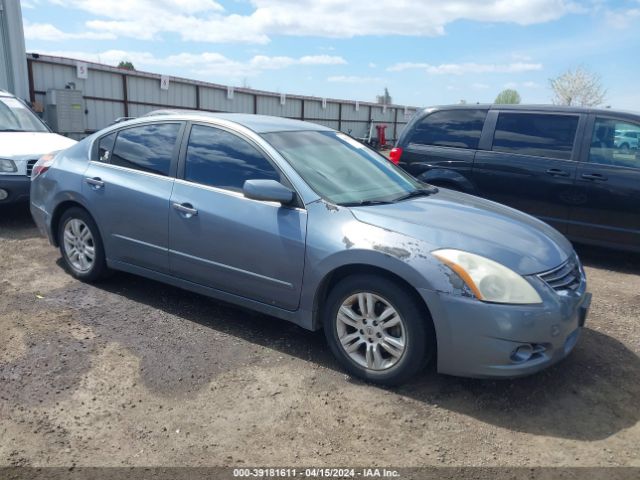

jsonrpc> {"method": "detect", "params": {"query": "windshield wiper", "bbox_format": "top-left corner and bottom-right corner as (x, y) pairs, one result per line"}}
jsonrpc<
(0, 128), (24, 132)
(339, 186), (439, 207)
(392, 186), (439, 203)
(339, 199), (394, 207)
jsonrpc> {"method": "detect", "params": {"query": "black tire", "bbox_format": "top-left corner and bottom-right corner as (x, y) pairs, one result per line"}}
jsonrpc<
(58, 207), (109, 282)
(323, 274), (435, 386)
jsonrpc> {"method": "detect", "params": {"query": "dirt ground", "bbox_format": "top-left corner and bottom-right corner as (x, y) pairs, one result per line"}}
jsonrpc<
(1, 203), (639, 468)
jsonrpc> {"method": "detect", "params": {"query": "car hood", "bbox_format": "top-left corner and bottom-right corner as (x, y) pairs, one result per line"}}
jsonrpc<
(1, 132), (76, 158)
(349, 189), (573, 275)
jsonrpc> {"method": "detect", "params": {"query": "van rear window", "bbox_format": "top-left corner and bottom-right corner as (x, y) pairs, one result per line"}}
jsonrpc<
(492, 113), (578, 160)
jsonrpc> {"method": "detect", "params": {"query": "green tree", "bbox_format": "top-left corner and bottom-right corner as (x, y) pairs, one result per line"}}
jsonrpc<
(494, 89), (521, 104)
(117, 61), (135, 71)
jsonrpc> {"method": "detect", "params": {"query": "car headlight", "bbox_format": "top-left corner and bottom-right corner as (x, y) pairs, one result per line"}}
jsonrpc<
(0, 158), (17, 173)
(432, 249), (543, 304)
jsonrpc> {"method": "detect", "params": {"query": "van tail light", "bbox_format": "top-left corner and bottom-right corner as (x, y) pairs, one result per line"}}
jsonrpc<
(31, 152), (57, 179)
(389, 147), (403, 165)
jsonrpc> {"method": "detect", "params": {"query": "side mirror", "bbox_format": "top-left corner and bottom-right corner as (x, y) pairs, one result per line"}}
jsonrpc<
(243, 179), (294, 205)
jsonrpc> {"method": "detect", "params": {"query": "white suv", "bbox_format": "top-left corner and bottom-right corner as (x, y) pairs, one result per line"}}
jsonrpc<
(614, 129), (640, 151)
(0, 90), (76, 205)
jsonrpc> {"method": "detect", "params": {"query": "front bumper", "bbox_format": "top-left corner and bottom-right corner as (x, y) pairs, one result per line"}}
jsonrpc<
(0, 175), (30, 204)
(420, 283), (590, 379)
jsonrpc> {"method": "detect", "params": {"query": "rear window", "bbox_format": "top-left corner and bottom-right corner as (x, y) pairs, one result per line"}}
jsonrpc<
(96, 131), (117, 162)
(110, 123), (181, 176)
(492, 113), (578, 160)
(408, 109), (487, 149)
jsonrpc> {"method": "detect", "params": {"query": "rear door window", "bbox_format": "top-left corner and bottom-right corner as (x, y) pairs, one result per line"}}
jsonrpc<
(492, 113), (578, 160)
(110, 123), (181, 176)
(409, 109), (487, 149)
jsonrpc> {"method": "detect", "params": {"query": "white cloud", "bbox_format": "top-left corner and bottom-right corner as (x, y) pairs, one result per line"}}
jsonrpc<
(40, 0), (579, 44)
(368, 62), (377, 68)
(327, 76), (383, 83)
(511, 53), (534, 62)
(23, 21), (116, 40)
(604, 6), (640, 29)
(387, 62), (543, 74)
(504, 81), (542, 89)
(472, 83), (490, 90)
(34, 50), (347, 78)
(299, 55), (347, 66)
(21, 0), (40, 8)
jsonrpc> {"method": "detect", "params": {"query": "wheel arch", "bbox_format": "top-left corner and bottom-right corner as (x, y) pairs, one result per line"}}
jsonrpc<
(311, 263), (435, 337)
(418, 168), (476, 194)
(50, 200), (96, 247)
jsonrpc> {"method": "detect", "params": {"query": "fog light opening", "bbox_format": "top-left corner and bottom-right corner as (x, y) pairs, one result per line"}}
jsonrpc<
(0, 189), (8, 201)
(511, 344), (534, 363)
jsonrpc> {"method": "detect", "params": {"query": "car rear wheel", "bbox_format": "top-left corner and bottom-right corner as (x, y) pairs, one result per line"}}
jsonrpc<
(58, 207), (108, 282)
(323, 274), (434, 385)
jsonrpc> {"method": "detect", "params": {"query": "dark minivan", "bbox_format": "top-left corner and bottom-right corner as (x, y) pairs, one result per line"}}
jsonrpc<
(391, 105), (640, 252)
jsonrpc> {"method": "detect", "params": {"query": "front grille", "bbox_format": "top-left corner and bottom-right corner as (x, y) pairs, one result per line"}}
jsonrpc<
(26, 159), (37, 177)
(538, 257), (582, 293)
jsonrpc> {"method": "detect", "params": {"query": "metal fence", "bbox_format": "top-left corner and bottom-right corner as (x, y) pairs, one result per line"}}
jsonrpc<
(26, 53), (420, 141)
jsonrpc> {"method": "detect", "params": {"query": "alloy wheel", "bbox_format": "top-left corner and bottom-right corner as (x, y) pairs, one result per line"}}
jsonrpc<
(336, 292), (407, 371)
(63, 219), (95, 273)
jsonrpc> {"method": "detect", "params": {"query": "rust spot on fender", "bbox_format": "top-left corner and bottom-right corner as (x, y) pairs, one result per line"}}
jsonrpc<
(372, 244), (411, 260)
(323, 201), (339, 212)
(342, 236), (355, 249)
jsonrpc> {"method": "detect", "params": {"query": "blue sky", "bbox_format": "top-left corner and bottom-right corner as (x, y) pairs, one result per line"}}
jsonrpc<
(20, 0), (640, 109)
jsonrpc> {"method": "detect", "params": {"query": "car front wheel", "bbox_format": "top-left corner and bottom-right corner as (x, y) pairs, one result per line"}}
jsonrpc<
(58, 207), (108, 282)
(323, 274), (434, 385)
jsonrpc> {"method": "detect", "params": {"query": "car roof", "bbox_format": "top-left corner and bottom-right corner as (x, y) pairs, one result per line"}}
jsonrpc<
(141, 109), (333, 133)
(422, 103), (640, 117)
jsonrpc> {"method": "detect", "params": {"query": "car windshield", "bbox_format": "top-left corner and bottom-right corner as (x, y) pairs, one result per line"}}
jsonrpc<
(0, 97), (49, 132)
(263, 130), (423, 205)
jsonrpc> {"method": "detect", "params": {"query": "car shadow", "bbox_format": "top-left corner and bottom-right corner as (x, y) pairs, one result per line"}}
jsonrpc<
(2, 205), (638, 441)
(71, 268), (640, 443)
(575, 242), (640, 274)
(0, 204), (38, 240)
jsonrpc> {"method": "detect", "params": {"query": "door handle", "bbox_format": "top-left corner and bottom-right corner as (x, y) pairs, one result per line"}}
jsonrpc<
(581, 173), (608, 181)
(172, 202), (198, 216)
(545, 168), (570, 177)
(85, 177), (105, 188)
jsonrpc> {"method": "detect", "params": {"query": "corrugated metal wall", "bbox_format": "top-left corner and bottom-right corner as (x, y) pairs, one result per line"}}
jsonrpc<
(27, 54), (419, 141)
(1, 0), (29, 100)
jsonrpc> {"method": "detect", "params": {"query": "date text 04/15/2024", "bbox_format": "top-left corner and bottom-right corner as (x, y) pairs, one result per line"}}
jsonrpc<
(232, 468), (401, 478)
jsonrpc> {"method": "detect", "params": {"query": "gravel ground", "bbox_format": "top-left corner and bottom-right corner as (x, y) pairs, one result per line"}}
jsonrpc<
(1, 204), (639, 468)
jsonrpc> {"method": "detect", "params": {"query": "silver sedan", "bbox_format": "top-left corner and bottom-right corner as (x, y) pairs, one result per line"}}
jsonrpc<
(30, 112), (591, 385)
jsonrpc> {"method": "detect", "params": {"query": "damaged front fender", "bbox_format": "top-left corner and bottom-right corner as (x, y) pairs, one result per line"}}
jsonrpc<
(296, 201), (472, 329)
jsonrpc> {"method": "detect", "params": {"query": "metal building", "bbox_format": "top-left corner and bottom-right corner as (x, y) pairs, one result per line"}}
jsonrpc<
(27, 54), (419, 141)
(0, 0), (28, 100)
